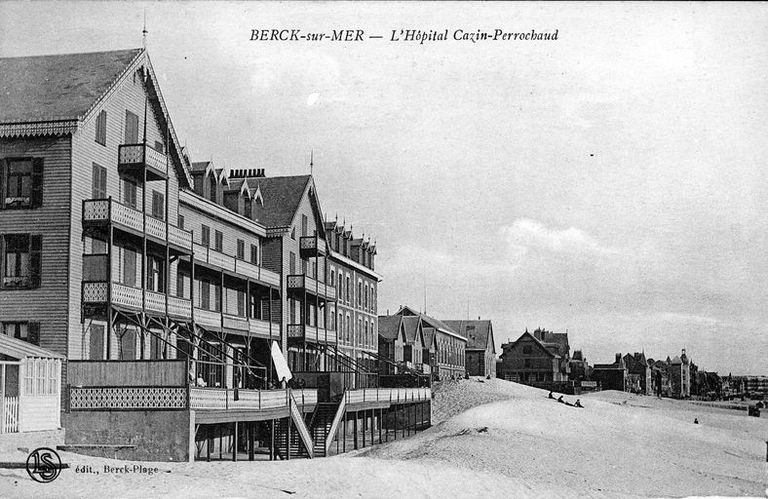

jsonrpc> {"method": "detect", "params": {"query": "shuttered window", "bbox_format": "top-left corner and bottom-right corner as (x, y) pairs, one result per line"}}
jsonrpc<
(201, 225), (210, 247)
(1, 234), (41, 289)
(250, 244), (258, 265)
(92, 163), (107, 199)
(301, 214), (308, 237)
(122, 178), (137, 208)
(95, 110), (107, 146)
(214, 230), (223, 252)
(122, 248), (137, 287)
(151, 191), (164, 220)
(124, 110), (140, 144)
(1, 158), (43, 209)
(237, 239), (245, 260)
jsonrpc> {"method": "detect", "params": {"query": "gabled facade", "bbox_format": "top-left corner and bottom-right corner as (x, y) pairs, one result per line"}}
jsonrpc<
(499, 331), (565, 383)
(592, 353), (629, 392)
(394, 306), (466, 379)
(443, 319), (496, 377)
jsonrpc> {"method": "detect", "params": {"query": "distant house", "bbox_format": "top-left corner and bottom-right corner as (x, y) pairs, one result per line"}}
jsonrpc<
(669, 349), (692, 398)
(393, 306), (466, 380)
(442, 319), (496, 378)
(499, 330), (568, 384)
(622, 352), (651, 395)
(647, 357), (673, 397)
(568, 349), (591, 382)
(592, 353), (628, 391)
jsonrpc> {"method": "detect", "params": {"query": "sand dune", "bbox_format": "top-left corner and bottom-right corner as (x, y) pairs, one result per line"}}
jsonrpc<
(1, 378), (765, 497)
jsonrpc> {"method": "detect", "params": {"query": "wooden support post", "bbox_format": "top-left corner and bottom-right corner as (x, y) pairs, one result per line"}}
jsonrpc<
(219, 424), (223, 460)
(248, 423), (255, 461)
(286, 418), (291, 460)
(353, 411), (358, 450)
(270, 420), (275, 461)
(206, 426), (211, 462)
(362, 409), (367, 447)
(343, 411), (347, 453)
(233, 422), (238, 462)
(379, 408), (383, 444)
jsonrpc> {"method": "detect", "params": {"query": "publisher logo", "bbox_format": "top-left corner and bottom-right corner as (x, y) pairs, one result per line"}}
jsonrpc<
(26, 447), (62, 483)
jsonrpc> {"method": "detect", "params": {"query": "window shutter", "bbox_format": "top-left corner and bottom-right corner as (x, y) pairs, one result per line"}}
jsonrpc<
(28, 321), (40, 345)
(29, 234), (42, 288)
(31, 158), (44, 208)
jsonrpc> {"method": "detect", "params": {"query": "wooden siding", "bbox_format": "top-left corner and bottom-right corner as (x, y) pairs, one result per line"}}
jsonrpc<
(0, 136), (72, 358)
(68, 359), (187, 386)
(69, 56), (184, 360)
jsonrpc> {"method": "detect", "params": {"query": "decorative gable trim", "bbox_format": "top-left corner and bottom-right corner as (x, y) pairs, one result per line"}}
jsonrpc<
(0, 120), (78, 137)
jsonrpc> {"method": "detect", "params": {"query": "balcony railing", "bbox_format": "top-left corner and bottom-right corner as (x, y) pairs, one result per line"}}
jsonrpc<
(83, 198), (192, 251)
(82, 281), (192, 319)
(287, 323), (337, 345)
(193, 244), (280, 287)
(299, 235), (326, 257)
(287, 274), (337, 301)
(343, 387), (431, 405)
(118, 143), (168, 181)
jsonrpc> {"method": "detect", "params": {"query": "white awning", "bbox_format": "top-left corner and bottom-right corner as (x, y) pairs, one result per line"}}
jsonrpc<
(270, 341), (292, 382)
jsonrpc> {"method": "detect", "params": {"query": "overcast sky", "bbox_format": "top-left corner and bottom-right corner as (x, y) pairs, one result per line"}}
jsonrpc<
(2, 2), (766, 375)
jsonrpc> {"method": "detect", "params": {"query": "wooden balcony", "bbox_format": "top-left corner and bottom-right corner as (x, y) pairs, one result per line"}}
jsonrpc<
(118, 143), (168, 182)
(193, 244), (281, 287)
(194, 307), (222, 330)
(82, 281), (192, 319)
(287, 274), (336, 301)
(287, 323), (337, 345)
(83, 198), (192, 252)
(299, 235), (326, 258)
(249, 318), (277, 339)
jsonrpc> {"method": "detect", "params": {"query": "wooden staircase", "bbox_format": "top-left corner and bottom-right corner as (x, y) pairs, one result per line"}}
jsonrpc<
(308, 402), (341, 457)
(272, 417), (310, 459)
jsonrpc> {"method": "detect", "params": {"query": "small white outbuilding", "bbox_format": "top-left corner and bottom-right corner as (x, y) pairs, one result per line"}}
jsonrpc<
(0, 334), (63, 434)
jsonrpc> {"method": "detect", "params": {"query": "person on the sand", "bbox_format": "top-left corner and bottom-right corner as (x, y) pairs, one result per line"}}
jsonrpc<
(557, 395), (564, 403)
(548, 391), (555, 399)
(574, 399), (583, 408)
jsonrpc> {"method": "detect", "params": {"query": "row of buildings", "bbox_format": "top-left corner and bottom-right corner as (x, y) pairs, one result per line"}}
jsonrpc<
(497, 328), (698, 399)
(0, 47), (499, 461)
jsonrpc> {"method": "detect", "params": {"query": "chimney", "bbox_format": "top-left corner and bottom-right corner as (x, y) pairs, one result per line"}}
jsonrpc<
(256, 168), (266, 177)
(615, 353), (622, 364)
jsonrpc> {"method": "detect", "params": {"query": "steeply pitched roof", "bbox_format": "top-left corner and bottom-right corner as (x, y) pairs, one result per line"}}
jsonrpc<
(250, 175), (312, 228)
(401, 316), (422, 344)
(503, 331), (557, 359)
(0, 49), (143, 123)
(443, 320), (493, 351)
(378, 316), (402, 341)
(396, 306), (464, 340)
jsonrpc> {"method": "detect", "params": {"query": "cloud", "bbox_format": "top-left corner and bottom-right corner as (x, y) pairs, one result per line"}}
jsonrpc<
(499, 218), (620, 258)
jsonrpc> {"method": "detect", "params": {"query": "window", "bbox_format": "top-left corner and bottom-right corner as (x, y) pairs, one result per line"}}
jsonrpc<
(364, 284), (368, 310)
(88, 324), (104, 360)
(289, 252), (296, 274)
(201, 225), (210, 247)
(122, 248), (137, 287)
(122, 178), (137, 208)
(146, 255), (165, 292)
(154, 141), (164, 153)
(200, 281), (211, 309)
(2, 234), (41, 289)
(237, 290), (245, 317)
(346, 276), (350, 302)
(237, 239), (245, 260)
(213, 283), (222, 312)
(357, 281), (362, 306)
(2, 158), (42, 209)
(193, 175), (204, 195)
(178, 214), (185, 230)
(92, 163), (107, 199)
(214, 230), (223, 252)
(151, 191), (164, 220)
(330, 269), (335, 286)
(301, 214), (308, 237)
(250, 244), (258, 265)
(95, 110), (107, 146)
(124, 110), (139, 144)
(290, 227), (295, 240)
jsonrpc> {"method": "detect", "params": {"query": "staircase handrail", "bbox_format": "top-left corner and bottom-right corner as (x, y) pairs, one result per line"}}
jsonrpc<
(289, 390), (314, 459)
(324, 390), (348, 455)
